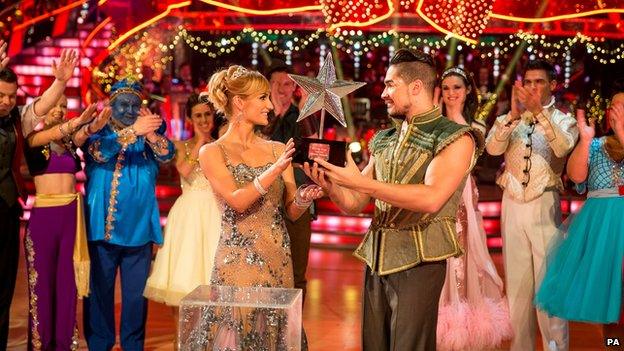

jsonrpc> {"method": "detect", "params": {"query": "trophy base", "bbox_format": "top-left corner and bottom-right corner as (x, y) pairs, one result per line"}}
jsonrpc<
(293, 137), (347, 167)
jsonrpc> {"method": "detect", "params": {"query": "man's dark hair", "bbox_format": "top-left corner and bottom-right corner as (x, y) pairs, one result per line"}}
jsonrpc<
(0, 68), (18, 84)
(264, 59), (290, 80)
(389, 49), (437, 93)
(524, 59), (557, 82)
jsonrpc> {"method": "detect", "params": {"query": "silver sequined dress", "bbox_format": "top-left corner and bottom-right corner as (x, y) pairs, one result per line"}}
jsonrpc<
(207, 144), (295, 350)
(210, 162), (293, 289)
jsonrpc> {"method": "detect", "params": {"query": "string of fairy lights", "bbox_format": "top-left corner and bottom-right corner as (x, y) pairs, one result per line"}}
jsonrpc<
(151, 27), (624, 65)
(94, 24), (624, 119)
(475, 31), (624, 64)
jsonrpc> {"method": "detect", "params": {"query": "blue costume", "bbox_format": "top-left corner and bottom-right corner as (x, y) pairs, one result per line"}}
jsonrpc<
(83, 78), (174, 350)
(536, 136), (624, 323)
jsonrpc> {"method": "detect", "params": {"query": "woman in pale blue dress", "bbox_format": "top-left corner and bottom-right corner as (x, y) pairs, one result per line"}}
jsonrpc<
(535, 90), (624, 338)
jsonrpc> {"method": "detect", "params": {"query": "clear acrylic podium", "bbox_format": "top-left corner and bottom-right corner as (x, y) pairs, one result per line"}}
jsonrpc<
(178, 285), (302, 350)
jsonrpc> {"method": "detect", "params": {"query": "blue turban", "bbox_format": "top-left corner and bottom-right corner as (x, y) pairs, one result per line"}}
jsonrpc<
(110, 76), (143, 102)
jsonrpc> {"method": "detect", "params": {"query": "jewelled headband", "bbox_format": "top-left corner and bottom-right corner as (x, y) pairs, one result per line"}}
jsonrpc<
(222, 66), (252, 93)
(109, 87), (143, 102)
(441, 67), (468, 81)
(109, 76), (144, 102)
(229, 66), (248, 81)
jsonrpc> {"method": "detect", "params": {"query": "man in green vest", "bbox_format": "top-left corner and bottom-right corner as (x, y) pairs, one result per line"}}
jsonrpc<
(304, 49), (484, 350)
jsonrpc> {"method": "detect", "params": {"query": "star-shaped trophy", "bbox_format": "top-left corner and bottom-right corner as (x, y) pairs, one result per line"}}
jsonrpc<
(289, 52), (366, 166)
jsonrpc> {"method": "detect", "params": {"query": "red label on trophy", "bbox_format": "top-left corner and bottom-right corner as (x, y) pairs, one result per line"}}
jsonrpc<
(308, 143), (330, 161)
(619, 185), (624, 196)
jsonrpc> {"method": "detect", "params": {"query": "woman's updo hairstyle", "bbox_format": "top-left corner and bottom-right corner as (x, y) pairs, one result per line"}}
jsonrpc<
(207, 65), (270, 118)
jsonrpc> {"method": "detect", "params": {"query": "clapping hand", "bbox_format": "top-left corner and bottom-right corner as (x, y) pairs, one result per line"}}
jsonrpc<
(76, 104), (98, 125)
(576, 109), (595, 143)
(90, 107), (112, 133)
(514, 80), (542, 116)
(610, 103), (624, 146)
(509, 82), (525, 120)
(133, 108), (163, 136)
(610, 103), (624, 134)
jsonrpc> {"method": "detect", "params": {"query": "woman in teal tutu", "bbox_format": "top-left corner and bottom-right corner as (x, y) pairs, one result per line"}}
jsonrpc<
(535, 88), (624, 336)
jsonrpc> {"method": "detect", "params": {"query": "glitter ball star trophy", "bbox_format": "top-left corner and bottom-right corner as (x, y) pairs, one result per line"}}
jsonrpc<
(289, 52), (365, 166)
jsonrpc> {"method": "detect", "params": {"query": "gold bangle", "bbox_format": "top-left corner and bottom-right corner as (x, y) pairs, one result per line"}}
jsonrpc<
(59, 121), (71, 137)
(147, 135), (169, 155)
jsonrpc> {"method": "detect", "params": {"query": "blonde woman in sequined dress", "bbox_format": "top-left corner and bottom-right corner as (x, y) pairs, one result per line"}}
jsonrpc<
(195, 66), (322, 350)
(436, 66), (512, 351)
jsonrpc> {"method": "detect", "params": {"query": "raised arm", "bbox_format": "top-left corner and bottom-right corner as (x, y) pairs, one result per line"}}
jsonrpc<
(485, 114), (519, 155)
(566, 110), (593, 184)
(27, 104), (98, 147)
(199, 139), (295, 213)
(485, 84), (522, 156)
(86, 112), (162, 163)
(516, 82), (578, 157)
(534, 109), (578, 158)
(32, 49), (78, 118)
(72, 107), (111, 147)
(141, 108), (174, 162)
(317, 134), (475, 213)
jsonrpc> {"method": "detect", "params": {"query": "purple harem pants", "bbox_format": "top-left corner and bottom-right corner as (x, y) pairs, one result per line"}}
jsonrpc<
(24, 199), (79, 350)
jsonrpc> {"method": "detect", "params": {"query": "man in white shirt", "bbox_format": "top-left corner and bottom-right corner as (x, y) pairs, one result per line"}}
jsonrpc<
(486, 60), (578, 351)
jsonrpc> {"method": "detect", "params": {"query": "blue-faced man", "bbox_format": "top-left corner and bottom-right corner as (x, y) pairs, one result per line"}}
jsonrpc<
(82, 77), (174, 351)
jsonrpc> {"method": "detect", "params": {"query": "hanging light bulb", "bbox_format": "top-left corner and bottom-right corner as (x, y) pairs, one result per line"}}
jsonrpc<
(252, 42), (259, 67)
(564, 49), (572, 88)
(286, 41), (293, 66)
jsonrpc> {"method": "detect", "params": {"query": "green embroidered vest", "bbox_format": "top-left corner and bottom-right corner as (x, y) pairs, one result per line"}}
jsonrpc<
(354, 107), (485, 275)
